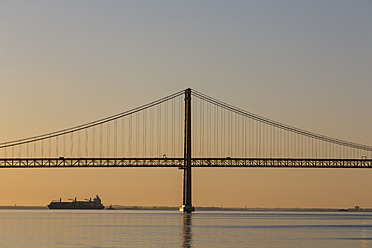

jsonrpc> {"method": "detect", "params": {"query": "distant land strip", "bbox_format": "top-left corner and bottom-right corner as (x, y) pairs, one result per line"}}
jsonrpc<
(0, 205), (371, 212)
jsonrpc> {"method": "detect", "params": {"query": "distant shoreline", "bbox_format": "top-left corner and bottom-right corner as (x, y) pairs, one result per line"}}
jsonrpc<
(0, 205), (371, 212)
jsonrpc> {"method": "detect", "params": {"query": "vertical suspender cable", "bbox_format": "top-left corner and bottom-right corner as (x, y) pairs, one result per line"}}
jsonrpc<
(165, 101), (168, 157)
(78, 130), (80, 157)
(114, 119), (118, 158)
(143, 110), (146, 157)
(56, 136), (58, 158)
(129, 115), (132, 157)
(150, 107), (153, 157)
(70, 133), (73, 157)
(92, 127), (95, 158)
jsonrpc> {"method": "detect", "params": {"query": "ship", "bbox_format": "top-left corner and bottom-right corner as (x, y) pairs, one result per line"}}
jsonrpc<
(48, 195), (104, 209)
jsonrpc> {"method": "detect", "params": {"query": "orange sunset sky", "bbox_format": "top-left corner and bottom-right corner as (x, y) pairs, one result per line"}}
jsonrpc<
(0, 1), (372, 208)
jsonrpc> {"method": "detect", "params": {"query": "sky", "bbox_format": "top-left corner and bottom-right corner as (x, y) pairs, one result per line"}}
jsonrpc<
(0, 0), (372, 208)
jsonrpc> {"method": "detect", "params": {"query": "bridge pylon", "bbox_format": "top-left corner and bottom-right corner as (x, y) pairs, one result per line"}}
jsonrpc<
(179, 88), (195, 213)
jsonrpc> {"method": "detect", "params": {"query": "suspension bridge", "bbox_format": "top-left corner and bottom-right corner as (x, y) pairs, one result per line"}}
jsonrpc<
(1, 88), (371, 212)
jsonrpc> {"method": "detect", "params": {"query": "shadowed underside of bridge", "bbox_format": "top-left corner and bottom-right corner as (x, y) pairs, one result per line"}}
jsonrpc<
(1, 88), (372, 212)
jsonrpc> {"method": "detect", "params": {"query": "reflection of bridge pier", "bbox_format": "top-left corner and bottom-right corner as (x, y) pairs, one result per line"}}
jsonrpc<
(181, 214), (193, 248)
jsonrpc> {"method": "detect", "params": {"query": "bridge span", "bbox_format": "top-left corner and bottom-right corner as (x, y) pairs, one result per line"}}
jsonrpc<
(1, 88), (372, 212)
(1, 157), (372, 168)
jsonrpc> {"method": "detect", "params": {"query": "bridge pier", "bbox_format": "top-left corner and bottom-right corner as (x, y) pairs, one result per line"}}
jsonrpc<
(180, 88), (195, 213)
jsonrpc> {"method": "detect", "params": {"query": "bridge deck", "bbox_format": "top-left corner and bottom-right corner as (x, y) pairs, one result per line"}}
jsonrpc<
(0, 158), (372, 168)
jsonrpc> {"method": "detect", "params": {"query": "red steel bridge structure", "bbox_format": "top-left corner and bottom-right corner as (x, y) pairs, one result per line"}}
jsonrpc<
(1, 89), (371, 212)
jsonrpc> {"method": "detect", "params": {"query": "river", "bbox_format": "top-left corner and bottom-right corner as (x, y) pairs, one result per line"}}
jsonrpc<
(1, 210), (372, 247)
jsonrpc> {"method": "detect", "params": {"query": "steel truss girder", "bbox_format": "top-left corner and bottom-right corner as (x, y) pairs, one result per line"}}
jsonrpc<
(0, 158), (372, 168)
(0, 158), (184, 168)
(191, 158), (372, 168)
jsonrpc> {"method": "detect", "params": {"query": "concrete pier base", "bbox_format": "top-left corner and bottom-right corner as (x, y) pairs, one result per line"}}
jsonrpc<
(179, 205), (195, 213)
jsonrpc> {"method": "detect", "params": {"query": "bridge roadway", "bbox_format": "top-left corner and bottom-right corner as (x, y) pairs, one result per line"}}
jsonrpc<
(0, 158), (372, 168)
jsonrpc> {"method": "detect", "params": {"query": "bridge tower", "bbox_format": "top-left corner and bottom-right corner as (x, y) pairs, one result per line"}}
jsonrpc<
(180, 88), (195, 213)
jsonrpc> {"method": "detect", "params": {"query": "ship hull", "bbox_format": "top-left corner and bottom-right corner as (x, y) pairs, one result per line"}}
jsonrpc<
(48, 203), (104, 209)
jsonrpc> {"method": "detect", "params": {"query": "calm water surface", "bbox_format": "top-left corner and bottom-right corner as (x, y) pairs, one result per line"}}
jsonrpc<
(1, 210), (372, 247)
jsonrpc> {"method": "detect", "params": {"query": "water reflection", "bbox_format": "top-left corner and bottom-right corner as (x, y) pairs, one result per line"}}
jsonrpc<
(181, 214), (193, 248)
